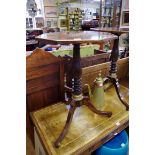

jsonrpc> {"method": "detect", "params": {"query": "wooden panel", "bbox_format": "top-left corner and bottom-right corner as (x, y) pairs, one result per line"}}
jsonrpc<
(31, 85), (129, 155)
(27, 87), (60, 112)
(27, 63), (59, 80)
(81, 52), (110, 68)
(27, 74), (59, 95)
(26, 48), (59, 68)
(26, 48), (64, 144)
(117, 57), (129, 79)
(82, 57), (129, 89)
(26, 48), (63, 109)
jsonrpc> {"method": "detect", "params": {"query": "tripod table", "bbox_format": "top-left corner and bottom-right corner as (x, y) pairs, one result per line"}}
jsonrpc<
(36, 31), (118, 147)
(91, 27), (129, 111)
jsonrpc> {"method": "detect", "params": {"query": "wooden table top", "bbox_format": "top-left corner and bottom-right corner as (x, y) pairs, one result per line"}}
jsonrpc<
(90, 27), (129, 35)
(31, 85), (129, 155)
(36, 31), (118, 44)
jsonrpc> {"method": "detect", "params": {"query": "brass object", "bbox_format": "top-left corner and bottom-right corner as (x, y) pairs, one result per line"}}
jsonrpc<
(85, 71), (106, 110)
(72, 94), (83, 101)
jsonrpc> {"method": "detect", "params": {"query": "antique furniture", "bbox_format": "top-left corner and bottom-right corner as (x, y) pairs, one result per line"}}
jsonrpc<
(81, 20), (99, 30)
(90, 27), (129, 110)
(99, 0), (122, 28)
(31, 85), (129, 155)
(26, 48), (129, 145)
(36, 31), (120, 147)
(26, 48), (64, 144)
(26, 28), (43, 51)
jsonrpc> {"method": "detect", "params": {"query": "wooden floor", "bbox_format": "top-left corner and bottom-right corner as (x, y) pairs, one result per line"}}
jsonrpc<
(26, 78), (129, 155)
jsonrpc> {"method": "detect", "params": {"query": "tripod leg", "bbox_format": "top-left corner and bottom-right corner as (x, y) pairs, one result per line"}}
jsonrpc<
(110, 77), (129, 111)
(83, 96), (112, 117)
(54, 102), (76, 147)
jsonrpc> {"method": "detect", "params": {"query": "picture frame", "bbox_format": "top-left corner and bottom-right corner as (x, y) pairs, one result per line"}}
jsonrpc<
(35, 17), (44, 28)
(59, 7), (66, 15)
(45, 18), (58, 28)
(44, 6), (58, 18)
(60, 19), (67, 27)
(26, 18), (33, 28)
(123, 0), (129, 10)
(43, 0), (57, 6)
(51, 18), (58, 27)
(59, 0), (69, 3)
(122, 11), (129, 26)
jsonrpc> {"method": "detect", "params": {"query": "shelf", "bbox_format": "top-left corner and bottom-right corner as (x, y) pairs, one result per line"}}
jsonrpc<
(59, 14), (66, 16)
(58, 0), (78, 5)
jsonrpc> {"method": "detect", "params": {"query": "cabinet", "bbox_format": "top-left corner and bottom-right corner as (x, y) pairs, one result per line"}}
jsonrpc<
(58, 1), (84, 31)
(100, 0), (122, 28)
(69, 8), (83, 30)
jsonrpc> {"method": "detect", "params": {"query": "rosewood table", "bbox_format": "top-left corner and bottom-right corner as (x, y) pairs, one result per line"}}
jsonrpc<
(36, 31), (118, 147)
(91, 27), (129, 111)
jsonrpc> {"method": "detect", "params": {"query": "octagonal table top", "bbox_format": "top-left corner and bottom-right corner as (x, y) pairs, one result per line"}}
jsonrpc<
(36, 31), (118, 44)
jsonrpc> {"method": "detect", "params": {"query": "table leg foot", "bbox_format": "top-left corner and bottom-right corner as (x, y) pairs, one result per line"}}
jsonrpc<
(54, 101), (76, 148)
(108, 77), (129, 111)
(83, 96), (112, 117)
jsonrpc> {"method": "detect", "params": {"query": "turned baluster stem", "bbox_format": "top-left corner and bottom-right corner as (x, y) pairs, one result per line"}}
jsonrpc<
(71, 44), (83, 100)
(109, 37), (119, 76)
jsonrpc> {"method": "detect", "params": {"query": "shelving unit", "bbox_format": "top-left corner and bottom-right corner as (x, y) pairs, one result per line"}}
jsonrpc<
(58, 0), (84, 31)
(102, 0), (113, 27)
(100, 0), (122, 28)
(69, 8), (83, 30)
(57, 0), (68, 31)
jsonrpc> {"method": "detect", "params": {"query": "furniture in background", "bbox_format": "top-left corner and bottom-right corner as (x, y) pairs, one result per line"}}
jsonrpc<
(99, 0), (122, 28)
(31, 85), (129, 155)
(81, 20), (99, 30)
(26, 28), (43, 51)
(26, 27), (61, 51)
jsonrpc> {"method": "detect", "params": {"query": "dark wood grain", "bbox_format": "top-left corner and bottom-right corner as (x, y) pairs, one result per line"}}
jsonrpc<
(26, 48), (64, 144)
